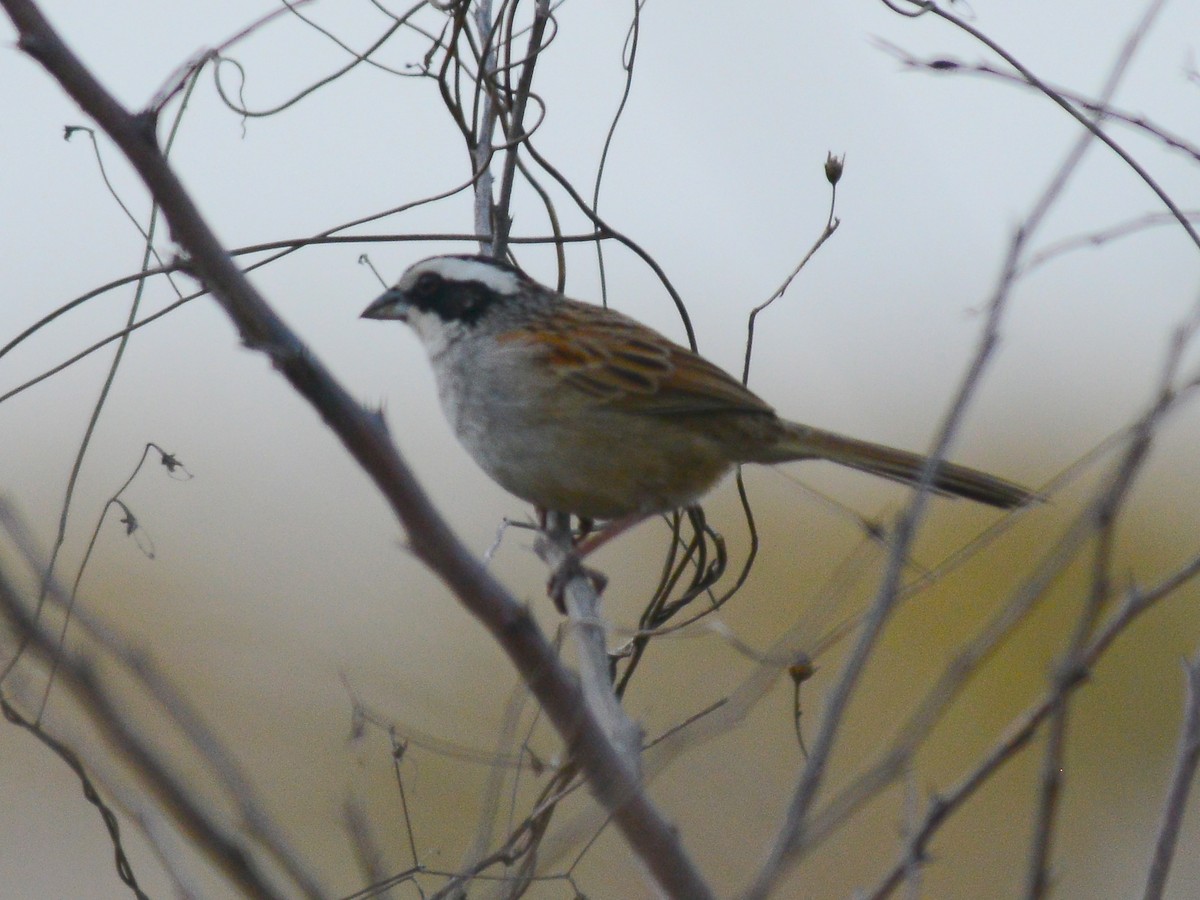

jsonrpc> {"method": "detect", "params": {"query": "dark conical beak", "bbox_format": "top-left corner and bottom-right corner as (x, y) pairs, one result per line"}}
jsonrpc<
(360, 286), (409, 321)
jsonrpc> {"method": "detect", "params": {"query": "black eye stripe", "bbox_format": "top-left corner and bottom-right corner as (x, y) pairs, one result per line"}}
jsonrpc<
(409, 275), (500, 326)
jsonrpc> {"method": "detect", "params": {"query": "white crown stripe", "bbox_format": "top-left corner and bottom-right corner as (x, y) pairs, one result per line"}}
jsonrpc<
(402, 256), (522, 295)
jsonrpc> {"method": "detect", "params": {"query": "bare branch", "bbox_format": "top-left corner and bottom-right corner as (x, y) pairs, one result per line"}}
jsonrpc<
(1, 502), (326, 895)
(891, 0), (1200, 252)
(866, 541), (1200, 900)
(0, 2), (712, 895)
(0, 570), (301, 899)
(1142, 652), (1200, 900)
(746, 1), (1178, 892)
(536, 514), (643, 769)
(492, 0), (552, 259)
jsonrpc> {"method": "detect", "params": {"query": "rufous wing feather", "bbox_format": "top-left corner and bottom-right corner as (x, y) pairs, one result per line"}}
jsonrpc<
(519, 299), (775, 416)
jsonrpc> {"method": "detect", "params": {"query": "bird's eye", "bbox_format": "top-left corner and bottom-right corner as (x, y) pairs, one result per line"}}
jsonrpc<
(415, 272), (440, 294)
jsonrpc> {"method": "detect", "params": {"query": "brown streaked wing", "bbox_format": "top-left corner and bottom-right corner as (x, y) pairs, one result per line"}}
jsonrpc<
(653, 344), (776, 416)
(513, 299), (776, 416)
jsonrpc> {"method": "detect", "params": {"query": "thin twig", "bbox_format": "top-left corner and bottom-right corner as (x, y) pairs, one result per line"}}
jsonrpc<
(5, 62), (202, 687)
(743, 156), (841, 385)
(0, 502), (327, 896)
(0, 571), (298, 899)
(1142, 651), (1200, 900)
(492, 0), (552, 259)
(521, 139), (697, 350)
(36, 443), (186, 716)
(210, 8), (416, 117)
(0, 230), (611, 386)
(0, 693), (151, 900)
(863, 550), (1200, 900)
(1022, 211), (1200, 276)
(909, 0), (1200, 253)
(1023, 6), (1172, 892)
(472, 0), (500, 254)
(878, 45), (1200, 168)
(591, 0), (645, 307)
(343, 799), (394, 900)
(745, 0), (1158, 888)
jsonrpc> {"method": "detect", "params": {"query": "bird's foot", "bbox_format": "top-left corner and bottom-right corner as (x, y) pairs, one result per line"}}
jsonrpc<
(547, 553), (609, 614)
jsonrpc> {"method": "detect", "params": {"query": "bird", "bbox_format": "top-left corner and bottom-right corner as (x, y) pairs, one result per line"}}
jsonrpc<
(361, 254), (1032, 545)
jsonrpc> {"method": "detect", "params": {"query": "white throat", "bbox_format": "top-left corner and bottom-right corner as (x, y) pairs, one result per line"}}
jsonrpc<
(403, 307), (466, 359)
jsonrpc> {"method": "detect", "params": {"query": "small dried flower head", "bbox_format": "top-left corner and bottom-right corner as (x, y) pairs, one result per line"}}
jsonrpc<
(824, 152), (844, 186)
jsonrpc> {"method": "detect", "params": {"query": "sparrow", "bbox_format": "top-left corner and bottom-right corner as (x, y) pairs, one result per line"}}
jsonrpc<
(361, 254), (1032, 539)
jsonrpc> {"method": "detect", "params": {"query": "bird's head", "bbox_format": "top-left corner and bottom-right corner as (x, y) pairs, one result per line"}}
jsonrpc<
(361, 254), (537, 350)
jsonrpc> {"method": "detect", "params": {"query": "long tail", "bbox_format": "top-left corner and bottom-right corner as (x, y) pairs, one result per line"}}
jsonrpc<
(761, 421), (1033, 509)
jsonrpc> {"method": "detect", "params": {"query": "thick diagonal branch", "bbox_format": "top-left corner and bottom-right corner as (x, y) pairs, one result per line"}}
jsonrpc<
(0, 2), (712, 896)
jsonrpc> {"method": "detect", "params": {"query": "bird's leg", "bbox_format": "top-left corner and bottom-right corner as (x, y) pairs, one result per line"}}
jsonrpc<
(572, 512), (649, 558)
(539, 510), (611, 612)
(535, 509), (640, 556)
